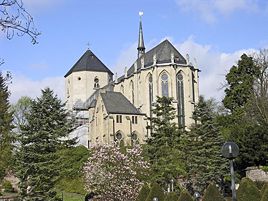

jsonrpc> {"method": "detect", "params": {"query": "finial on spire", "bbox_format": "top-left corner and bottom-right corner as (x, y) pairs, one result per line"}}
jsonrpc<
(137, 11), (145, 58)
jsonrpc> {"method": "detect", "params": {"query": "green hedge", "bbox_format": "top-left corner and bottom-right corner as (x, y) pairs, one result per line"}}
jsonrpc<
(178, 190), (193, 201)
(237, 178), (261, 201)
(203, 183), (224, 201)
(261, 184), (268, 201)
(164, 192), (179, 201)
(136, 184), (150, 201)
(145, 183), (165, 201)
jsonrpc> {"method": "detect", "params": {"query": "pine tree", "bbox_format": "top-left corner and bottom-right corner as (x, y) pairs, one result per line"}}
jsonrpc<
(181, 96), (227, 193)
(237, 178), (261, 201)
(16, 88), (76, 201)
(202, 183), (225, 201)
(178, 190), (193, 201)
(145, 183), (165, 201)
(0, 72), (13, 180)
(145, 96), (184, 184)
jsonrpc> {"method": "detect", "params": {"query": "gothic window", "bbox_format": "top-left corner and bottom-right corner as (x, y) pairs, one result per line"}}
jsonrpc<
(130, 81), (134, 104)
(177, 72), (185, 128)
(131, 116), (138, 124)
(116, 115), (122, 123)
(192, 72), (195, 103)
(115, 131), (123, 141)
(161, 72), (169, 97)
(94, 77), (100, 89)
(148, 74), (153, 133)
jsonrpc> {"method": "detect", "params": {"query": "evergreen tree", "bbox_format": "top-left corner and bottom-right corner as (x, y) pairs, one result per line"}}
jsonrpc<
(178, 190), (193, 201)
(0, 72), (13, 180)
(261, 184), (268, 201)
(16, 88), (76, 201)
(145, 182), (165, 201)
(223, 53), (259, 112)
(181, 96), (227, 193)
(237, 178), (261, 201)
(202, 183), (225, 201)
(145, 96), (184, 184)
(164, 192), (179, 201)
(136, 184), (150, 201)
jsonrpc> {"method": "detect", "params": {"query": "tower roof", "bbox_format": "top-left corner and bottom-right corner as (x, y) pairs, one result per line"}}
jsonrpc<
(64, 50), (113, 77)
(137, 14), (145, 58)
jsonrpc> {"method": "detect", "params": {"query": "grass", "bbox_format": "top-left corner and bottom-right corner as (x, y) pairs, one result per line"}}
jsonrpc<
(60, 191), (85, 201)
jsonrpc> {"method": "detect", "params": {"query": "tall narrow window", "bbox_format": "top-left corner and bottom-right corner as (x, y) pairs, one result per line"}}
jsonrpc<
(130, 81), (134, 104)
(148, 74), (153, 132)
(177, 72), (185, 128)
(94, 77), (100, 89)
(161, 72), (169, 97)
(192, 72), (195, 103)
(120, 85), (124, 94)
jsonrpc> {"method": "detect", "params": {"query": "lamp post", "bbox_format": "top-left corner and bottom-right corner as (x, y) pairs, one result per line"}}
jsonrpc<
(221, 142), (239, 201)
(194, 191), (201, 201)
(170, 179), (174, 192)
(153, 197), (158, 201)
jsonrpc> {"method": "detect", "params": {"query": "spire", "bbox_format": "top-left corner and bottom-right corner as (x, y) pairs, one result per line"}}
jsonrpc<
(137, 11), (145, 58)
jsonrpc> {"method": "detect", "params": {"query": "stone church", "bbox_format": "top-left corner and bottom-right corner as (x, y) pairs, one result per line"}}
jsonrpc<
(64, 17), (200, 147)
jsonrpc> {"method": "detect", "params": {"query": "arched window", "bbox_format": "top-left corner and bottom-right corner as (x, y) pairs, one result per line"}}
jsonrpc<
(120, 84), (124, 94)
(130, 81), (134, 104)
(148, 74), (153, 133)
(161, 72), (169, 97)
(94, 77), (100, 89)
(192, 72), (195, 103)
(177, 72), (185, 128)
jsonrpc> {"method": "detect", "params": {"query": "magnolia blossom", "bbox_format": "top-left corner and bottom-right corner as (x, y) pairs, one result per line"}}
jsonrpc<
(84, 144), (150, 201)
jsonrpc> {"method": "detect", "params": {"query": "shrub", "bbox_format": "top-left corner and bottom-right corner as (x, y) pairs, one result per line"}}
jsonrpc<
(261, 184), (268, 201)
(178, 190), (193, 201)
(237, 178), (261, 201)
(145, 183), (165, 201)
(164, 192), (179, 201)
(2, 180), (14, 193)
(255, 181), (267, 190)
(136, 184), (150, 201)
(202, 183), (224, 201)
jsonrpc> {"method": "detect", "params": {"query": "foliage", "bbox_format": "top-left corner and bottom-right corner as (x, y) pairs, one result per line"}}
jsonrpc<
(261, 184), (268, 201)
(16, 88), (76, 201)
(0, 0), (40, 43)
(136, 184), (150, 201)
(0, 72), (13, 180)
(237, 178), (261, 201)
(145, 96), (185, 184)
(164, 192), (179, 201)
(145, 182), (165, 201)
(181, 96), (227, 193)
(84, 144), (149, 201)
(2, 179), (14, 193)
(202, 183), (224, 201)
(223, 53), (259, 112)
(178, 190), (193, 201)
(10, 96), (32, 134)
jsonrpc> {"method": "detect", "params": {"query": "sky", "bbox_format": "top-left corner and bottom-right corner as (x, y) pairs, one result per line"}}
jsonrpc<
(1, 0), (268, 103)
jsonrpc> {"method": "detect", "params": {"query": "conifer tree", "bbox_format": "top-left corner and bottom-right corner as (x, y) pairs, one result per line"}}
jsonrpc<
(202, 183), (225, 201)
(145, 182), (165, 201)
(16, 88), (76, 201)
(237, 178), (261, 201)
(0, 72), (13, 180)
(181, 96), (227, 193)
(145, 96), (184, 183)
(178, 190), (193, 201)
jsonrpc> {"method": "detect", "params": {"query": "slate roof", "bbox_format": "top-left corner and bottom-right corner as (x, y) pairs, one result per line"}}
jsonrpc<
(127, 39), (187, 77)
(64, 50), (113, 77)
(101, 92), (142, 115)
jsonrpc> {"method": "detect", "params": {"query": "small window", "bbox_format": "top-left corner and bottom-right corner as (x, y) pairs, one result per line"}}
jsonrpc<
(116, 115), (122, 123)
(94, 77), (100, 89)
(131, 116), (138, 124)
(78, 77), (81, 80)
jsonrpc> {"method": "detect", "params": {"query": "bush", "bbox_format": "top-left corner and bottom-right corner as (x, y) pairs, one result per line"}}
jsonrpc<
(237, 178), (261, 201)
(178, 190), (193, 201)
(261, 184), (268, 201)
(255, 181), (267, 190)
(2, 180), (14, 193)
(164, 192), (179, 201)
(145, 183), (165, 201)
(136, 184), (150, 201)
(202, 183), (224, 201)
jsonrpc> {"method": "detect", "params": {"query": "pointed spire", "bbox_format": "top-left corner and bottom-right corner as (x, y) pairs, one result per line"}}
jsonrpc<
(137, 11), (145, 58)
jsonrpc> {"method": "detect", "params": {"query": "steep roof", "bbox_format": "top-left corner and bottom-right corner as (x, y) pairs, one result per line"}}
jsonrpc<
(64, 50), (113, 77)
(101, 92), (142, 115)
(127, 39), (187, 76)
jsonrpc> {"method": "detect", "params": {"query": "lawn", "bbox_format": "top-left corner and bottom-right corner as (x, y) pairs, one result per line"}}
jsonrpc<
(61, 191), (85, 201)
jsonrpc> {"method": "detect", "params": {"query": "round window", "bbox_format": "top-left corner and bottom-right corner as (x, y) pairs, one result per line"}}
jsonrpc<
(115, 132), (122, 140)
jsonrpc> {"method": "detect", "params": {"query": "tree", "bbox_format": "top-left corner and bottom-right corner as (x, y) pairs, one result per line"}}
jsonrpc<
(261, 184), (268, 201)
(145, 96), (185, 184)
(136, 184), (150, 201)
(164, 192), (179, 201)
(178, 190), (193, 201)
(145, 182), (165, 201)
(84, 144), (149, 201)
(223, 53), (259, 112)
(181, 96), (227, 193)
(202, 183), (225, 201)
(237, 178), (261, 201)
(0, 0), (40, 44)
(16, 88), (76, 200)
(0, 71), (13, 180)
(11, 96), (32, 134)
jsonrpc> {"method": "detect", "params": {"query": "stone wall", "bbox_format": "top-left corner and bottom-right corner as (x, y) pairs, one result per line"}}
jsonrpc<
(246, 166), (268, 182)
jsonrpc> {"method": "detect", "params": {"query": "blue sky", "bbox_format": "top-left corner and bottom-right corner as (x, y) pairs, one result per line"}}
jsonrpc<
(1, 0), (268, 103)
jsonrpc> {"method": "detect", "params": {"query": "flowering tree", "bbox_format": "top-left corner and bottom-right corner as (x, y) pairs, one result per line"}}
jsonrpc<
(84, 144), (149, 201)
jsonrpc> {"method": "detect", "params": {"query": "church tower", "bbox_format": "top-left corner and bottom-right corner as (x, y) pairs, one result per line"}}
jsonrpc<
(137, 12), (145, 58)
(64, 50), (113, 110)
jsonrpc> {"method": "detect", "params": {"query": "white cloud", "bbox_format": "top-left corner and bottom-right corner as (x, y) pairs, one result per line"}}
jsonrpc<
(9, 74), (64, 103)
(113, 36), (257, 101)
(176, 0), (259, 23)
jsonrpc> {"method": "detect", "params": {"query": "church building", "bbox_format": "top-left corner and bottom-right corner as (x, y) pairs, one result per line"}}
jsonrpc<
(64, 17), (200, 147)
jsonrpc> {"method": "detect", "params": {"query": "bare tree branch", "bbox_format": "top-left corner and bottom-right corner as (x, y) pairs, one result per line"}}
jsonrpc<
(0, 0), (40, 44)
